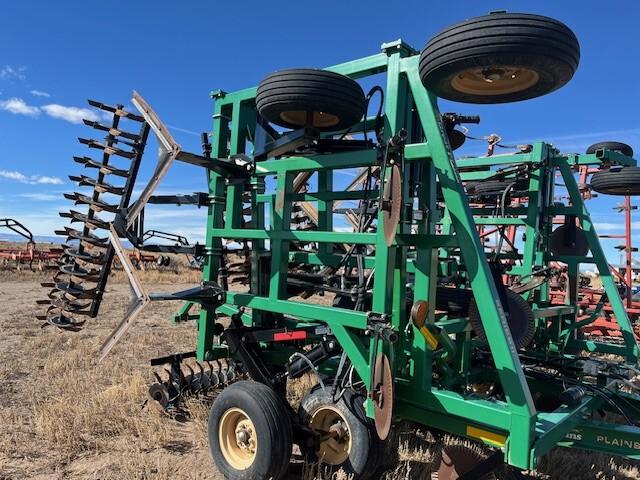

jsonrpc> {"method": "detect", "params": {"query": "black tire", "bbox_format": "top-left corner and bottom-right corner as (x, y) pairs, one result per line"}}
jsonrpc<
(586, 141), (634, 158)
(591, 167), (640, 195)
(208, 381), (292, 480)
(256, 69), (365, 131)
(419, 12), (580, 103)
(435, 287), (473, 314)
(468, 289), (535, 349)
(471, 180), (512, 196)
(467, 179), (529, 198)
(298, 387), (382, 479)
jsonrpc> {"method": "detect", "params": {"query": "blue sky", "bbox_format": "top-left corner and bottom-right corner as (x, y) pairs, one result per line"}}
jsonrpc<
(0, 1), (638, 264)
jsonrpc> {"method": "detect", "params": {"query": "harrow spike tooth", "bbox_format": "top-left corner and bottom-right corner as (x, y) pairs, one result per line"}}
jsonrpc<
(63, 192), (120, 213)
(87, 99), (145, 122)
(78, 137), (136, 159)
(110, 136), (138, 148)
(75, 157), (131, 178)
(56, 227), (108, 246)
(59, 210), (110, 230)
(68, 175), (83, 183)
(40, 282), (56, 288)
(71, 175), (125, 195)
(83, 119), (142, 142)
(36, 299), (52, 305)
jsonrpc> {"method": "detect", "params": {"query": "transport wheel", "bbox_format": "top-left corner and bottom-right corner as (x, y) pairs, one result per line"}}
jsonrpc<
(468, 289), (535, 349)
(208, 381), (292, 480)
(299, 386), (382, 479)
(590, 167), (640, 195)
(467, 179), (529, 200)
(419, 12), (580, 103)
(435, 286), (473, 314)
(256, 68), (366, 131)
(586, 141), (634, 157)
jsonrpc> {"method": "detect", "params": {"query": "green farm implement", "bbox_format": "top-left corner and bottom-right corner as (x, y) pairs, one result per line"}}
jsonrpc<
(40, 11), (640, 479)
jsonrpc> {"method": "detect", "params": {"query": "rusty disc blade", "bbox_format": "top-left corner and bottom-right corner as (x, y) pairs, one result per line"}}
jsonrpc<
(382, 164), (401, 247)
(431, 443), (494, 480)
(373, 352), (393, 440)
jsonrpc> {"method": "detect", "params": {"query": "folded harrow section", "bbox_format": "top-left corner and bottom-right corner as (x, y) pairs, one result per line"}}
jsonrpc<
(37, 102), (150, 329)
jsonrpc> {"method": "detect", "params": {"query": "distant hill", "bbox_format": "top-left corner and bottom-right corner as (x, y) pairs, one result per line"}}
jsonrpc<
(0, 233), (62, 244)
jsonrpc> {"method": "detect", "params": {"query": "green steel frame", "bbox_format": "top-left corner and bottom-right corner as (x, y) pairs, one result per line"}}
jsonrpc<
(186, 40), (640, 470)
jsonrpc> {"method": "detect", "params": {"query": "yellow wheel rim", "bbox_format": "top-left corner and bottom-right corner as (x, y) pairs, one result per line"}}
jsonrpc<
(279, 110), (340, 128)
(218, 407), (258, 470)
(450, 66), (539, 96)
(309, 406), (352, 465)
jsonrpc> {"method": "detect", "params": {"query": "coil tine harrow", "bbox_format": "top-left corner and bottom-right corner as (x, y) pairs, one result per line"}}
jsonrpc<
(37, 100), (150, 330)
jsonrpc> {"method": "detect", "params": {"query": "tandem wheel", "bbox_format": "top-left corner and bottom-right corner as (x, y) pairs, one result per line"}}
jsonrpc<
(298, 386), (383, 479)
(208, 381), (292, 480)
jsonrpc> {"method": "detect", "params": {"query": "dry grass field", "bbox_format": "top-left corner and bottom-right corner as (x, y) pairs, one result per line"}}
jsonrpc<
(1, 263), (640, 479)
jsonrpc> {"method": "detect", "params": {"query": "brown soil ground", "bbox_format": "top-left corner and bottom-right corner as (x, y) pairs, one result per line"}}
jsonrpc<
(1, 269), (640, 479)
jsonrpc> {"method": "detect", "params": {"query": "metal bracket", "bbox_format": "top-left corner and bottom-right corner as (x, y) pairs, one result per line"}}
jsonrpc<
(126, 91), (182, 229)
(97, 225), (150, 362)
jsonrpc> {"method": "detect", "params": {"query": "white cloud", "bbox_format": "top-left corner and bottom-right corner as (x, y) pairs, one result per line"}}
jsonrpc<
(36, 176), (65, 185)
(0, 65), (26, 81)
(0, 97), (40, 117)
(0, 169), (64, 185)
(41, 103), (99, 124)
(18, 193), (61, 201)
(30, 89), (50, 97)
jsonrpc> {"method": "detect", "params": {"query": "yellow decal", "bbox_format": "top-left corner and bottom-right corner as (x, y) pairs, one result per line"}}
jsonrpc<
(467, 425), (506, 447)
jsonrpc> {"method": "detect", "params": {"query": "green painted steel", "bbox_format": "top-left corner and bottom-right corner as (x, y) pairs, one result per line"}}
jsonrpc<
(178, 39), (640, 471)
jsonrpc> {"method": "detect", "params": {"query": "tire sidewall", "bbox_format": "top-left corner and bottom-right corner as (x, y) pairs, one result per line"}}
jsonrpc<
(209, 382), (289, 480)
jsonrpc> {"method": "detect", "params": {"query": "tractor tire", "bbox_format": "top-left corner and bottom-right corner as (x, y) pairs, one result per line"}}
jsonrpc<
(419, 12), (580, 103)
(590, 167), (640, 195)
(256, 69), (365, 131)
(586, 141), (634, 158)
(298, 386), (382, 479)
(435, 286), (473, 314)
(468, 289), (535, 349)
(208, 381), (292, 480)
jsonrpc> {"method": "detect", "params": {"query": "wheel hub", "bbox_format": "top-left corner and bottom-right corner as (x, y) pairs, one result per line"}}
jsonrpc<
(309, 406), (352, 465)
(235, 422), (256, 453)
(219, 408), (258, 469)
(451, 66), (540, 96)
